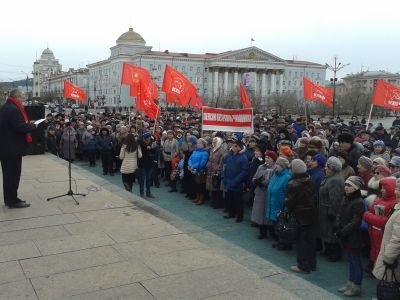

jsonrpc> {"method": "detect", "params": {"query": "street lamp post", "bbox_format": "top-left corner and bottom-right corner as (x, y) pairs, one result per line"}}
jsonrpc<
(325, 56), (349, 118)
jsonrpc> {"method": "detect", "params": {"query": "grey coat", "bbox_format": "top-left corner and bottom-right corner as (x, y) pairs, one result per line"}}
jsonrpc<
(206, 147), (224, 191)
(319, 173), (344, 243)
(59, 129), (78, 160)
(373, 203), (400, 282)
(251, 164), (274, 225)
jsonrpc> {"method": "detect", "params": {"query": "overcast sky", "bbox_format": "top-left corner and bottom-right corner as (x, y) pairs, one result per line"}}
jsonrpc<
(1, 0), (399, 82)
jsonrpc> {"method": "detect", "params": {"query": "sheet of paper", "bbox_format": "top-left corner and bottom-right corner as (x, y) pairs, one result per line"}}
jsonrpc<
(34, 118), (46, 126)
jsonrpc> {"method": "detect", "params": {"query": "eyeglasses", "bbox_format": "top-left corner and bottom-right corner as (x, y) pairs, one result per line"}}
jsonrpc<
(344, 183), (352, 187)
(374, 172), (380, 175)
(389, 164), (397, 168)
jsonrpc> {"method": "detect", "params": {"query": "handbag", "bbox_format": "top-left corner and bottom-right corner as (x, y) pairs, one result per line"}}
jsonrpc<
(275, 211), (299, 242)
(195, 172), (206, 184)
(377, 265), (400, 300)
(212, 174), (221, 189)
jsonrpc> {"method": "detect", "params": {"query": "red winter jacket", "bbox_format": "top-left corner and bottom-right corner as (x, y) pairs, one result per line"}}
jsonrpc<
(363, 177), (397, 262)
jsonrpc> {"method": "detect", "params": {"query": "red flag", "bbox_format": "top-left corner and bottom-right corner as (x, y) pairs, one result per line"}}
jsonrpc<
(151, 81), (159, 100)
(303, 77), (333, 107)
(240, 83), (251, 108)
(64, 80), (86, 102)
(372, 80), (400, 111)
(165, 93), (181, 105)
(188, 93), (206, 110)
(137, 80), (160, 120)
(121, 63), (151, 97)
(162, 64), (197, 106)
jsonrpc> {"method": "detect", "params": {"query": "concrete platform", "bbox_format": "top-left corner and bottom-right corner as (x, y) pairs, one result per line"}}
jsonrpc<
(0, 154), (338, 299)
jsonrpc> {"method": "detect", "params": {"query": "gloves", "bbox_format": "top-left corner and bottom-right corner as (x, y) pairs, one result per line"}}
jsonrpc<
(383, 259), (398, 269)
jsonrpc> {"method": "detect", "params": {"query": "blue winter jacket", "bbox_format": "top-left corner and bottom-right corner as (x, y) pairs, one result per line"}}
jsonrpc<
(222, 151), (249, 192)
(96, 135), (114, 153)
(307, 166), (325, 203)
(188, 148), (209, 173)
(265, 168), (291, 221)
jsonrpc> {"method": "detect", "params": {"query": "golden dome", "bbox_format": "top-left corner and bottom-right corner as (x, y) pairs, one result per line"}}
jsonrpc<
(117, 28), (145, 43)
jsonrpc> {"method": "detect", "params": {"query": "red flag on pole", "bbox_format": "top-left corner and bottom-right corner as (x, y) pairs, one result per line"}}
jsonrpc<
(303, 77), (333, 107)
(121, 63), (151, 97)
(137, 80), (160, 120)
(165, 93), (181, 105)
(64, 80), (86, 102)
(188, 93), (206, 110)
(162, 64), (197, 106)
(239, 83), (251, 108)
(372, 80), (400, 111)
(150, 81), (159, 100)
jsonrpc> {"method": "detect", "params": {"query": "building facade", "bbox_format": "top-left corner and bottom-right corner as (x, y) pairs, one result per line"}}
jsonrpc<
(32, 48), (62, 98)
(340, 71), (400, 96)
(87, 28), (326, 109)
(47, 68), (89, 102)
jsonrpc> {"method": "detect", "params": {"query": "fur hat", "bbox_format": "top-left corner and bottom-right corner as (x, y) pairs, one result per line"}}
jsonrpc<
(308, 137), (323, 149)
(291, 159), (307, 174)
(373, 157), (387, 167)
(338, 132), (354, 144)
(276, 157), (290, 169)
(358, 156), (374, 170)
(197, 138), (207, 148)
(345, 176), (364, 190)
(326, 156), (342, 173)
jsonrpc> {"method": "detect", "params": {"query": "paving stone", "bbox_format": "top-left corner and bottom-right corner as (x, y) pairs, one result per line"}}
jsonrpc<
(0, 204), (64, 222)
(0, 225), (70, 246)
(139, 248), (231, 276)
(0, 279), (38, 300)
(203, 285), (299, 300)
(0, 261), (26, 284)
(0, 213), (79, 233)
(116, 234), (205, 257)
(141, 263), (274, 300)
(20, 246), (122, 278)
(31, 261), (157, 300)
(62, 283), (154, 300)
(35, 231), (115, 255)
(0, 242), (41, 263)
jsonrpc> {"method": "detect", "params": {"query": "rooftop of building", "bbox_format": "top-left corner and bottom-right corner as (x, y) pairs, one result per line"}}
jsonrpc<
(344, 70), (400, 79)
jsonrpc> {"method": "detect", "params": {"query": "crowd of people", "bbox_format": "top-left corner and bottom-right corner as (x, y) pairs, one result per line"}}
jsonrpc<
(43, 108), (400, 298)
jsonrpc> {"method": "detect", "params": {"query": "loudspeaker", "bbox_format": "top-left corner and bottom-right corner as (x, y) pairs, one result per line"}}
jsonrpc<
(25, 105), (45, 121)
(25, 105), (45, 155)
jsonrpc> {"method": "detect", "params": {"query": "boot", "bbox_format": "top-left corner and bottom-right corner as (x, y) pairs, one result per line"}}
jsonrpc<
(343, 284), (361, 297)
(338, 281), (353, 293)
(192, 194), (199, 203)
(123, 182), (131, 192)
(196, 194), (205, 205)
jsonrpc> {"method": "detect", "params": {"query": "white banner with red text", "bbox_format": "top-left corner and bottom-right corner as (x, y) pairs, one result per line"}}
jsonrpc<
(201, 107), (253, 133)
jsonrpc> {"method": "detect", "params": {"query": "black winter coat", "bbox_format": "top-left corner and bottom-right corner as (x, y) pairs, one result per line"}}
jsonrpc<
(337, 191), (365, 251)
(285, 173), (317, 225)
(0, 100), (36, 158)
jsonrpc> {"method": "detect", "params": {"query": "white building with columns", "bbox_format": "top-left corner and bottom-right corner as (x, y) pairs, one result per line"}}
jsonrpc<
(87, 28), (326, 109)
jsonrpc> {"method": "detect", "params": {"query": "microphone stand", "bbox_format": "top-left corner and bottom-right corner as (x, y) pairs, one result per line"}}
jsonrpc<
(47, 124), (86, 205)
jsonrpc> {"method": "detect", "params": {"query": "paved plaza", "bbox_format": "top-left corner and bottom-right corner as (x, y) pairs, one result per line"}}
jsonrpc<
(0, 154), (339, 299)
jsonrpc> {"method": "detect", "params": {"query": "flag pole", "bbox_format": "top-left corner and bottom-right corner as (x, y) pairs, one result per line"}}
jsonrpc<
(304, 100), (308, 128)
(366, 104), (374, 130)
(153, 107), (159, 135)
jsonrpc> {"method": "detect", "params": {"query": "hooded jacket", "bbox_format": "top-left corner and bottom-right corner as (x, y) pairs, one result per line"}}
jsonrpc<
(363, 177), (397, 262)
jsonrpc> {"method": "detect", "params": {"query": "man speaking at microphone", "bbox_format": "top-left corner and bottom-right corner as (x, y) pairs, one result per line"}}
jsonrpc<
(0, 89), (38, 208)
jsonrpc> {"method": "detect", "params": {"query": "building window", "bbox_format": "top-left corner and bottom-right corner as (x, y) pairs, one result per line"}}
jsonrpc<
(205, 67), (208, 72)
(283, 81), (286, 86)
(197, 67), (200, 72)
(158, 65), (161, 70)
(289, 71), (292, 76)
(295, 72), (297, 77)
(182, 66), (185, 71)
(190, 66), (193, 72)
(288, 81), (291, 86)
(190, 77), (193, 81)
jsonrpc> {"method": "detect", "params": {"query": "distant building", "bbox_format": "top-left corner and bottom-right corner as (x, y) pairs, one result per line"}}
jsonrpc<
(32, 48), (62, 98)
(87, 28), (326, 108)
(47, 68), (89, 102)
(339, 71), (400, 96)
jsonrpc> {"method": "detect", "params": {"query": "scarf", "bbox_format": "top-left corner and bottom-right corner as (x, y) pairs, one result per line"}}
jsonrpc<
(7, 96), (32, 143)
